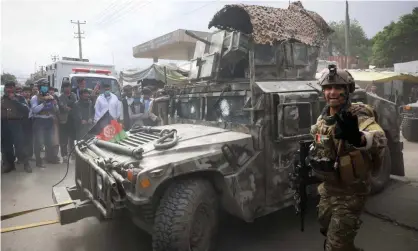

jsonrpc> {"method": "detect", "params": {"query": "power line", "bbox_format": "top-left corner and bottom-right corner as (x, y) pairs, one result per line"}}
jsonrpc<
(93, 0), (120, 21)
(99, 1), (153, 28)
(71, 20), (87, 60)
(157, 0), (220, 26)
(95, 0), (135, 26)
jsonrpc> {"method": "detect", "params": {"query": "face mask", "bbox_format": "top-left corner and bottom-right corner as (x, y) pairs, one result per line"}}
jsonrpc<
(40, 86), (49, 94)
(104, 90), (111, 97)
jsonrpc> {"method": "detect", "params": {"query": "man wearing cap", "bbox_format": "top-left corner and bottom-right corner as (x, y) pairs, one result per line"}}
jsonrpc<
(1, 81), (32, 173)
(31, 80), (60, 167)
(94, 82), (121, 122)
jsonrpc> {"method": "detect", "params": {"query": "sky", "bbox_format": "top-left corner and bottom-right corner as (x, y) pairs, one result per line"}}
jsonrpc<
(1, 0), (418, 82)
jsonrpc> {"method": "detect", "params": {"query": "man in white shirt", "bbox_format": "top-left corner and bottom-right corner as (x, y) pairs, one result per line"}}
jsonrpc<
(94, 83), (122, 122)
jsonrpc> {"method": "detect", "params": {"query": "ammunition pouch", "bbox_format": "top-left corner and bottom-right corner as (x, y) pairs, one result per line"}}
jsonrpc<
(310, 158), (339, 183)
(312, 150), (369, 185)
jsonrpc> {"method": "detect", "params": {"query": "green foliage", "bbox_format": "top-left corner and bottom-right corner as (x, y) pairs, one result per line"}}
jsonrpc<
(371, 8), (418, 67)
(1, 73), (17, 84)
(328, 19), (372, 63)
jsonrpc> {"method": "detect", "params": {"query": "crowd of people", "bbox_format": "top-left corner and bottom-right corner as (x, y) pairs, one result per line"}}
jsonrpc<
(1, 78), (160, 174)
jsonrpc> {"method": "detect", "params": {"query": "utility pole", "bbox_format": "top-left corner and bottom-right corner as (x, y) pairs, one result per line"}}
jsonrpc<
(39, 66), (45, 76)
(345, 0), (350, 69)
(51, 55), (59, 62)
(71, 20), (86, 60)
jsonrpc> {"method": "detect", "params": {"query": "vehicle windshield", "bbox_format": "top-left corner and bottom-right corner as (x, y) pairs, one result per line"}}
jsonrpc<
(71, 76), (121, 97)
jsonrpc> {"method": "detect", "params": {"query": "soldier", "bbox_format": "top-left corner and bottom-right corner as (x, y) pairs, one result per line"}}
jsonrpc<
(310, 65), (387, 251)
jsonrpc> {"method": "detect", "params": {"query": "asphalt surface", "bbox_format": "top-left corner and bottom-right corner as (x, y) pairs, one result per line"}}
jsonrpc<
(402, 134), (418, 180)
(1, 138), (418, 251)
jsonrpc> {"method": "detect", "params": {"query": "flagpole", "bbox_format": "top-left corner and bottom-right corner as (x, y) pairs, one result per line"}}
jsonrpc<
(345, 0), (350, 69)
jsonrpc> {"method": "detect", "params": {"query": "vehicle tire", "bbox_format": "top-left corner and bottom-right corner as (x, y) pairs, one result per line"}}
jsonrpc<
(401, 117), (418, 142)
(370, 145), (391, 194)
(152, 179), (219, 251)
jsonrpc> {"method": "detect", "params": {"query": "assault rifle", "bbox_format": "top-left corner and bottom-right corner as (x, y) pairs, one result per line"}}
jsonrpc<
(289, 140), (321, 232)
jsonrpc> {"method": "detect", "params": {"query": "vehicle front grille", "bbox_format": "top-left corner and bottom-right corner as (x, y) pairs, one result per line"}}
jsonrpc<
(118, 131), (161, 147)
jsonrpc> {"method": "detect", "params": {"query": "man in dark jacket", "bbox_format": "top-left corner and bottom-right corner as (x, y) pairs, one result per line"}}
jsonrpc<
(121, 85), (135, 130)
(1, 81), (32, 173)
(73, 89), (95, 140)
(72, 77), (100, 102)
(58, 81), (77, 162)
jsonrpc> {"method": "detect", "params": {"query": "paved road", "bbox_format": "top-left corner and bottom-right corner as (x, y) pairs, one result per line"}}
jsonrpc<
(402, 134), (418, 180)
(2, 140), (418, 251)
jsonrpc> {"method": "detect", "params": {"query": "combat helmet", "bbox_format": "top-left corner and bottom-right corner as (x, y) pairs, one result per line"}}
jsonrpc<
(318, 64), (355, 93)
(36, 78), (50, 87)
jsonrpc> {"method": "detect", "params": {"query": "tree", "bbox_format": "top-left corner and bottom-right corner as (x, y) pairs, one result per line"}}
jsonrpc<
(371, 8), (418, 67)
(326, 19), (372, 63)
(1, 73), (17, 84)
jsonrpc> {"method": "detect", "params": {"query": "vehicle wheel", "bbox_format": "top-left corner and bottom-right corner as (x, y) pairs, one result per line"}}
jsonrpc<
(402, 117), (418, 142)
(370, 146), (391, 194)
(153, 179), (219, 251)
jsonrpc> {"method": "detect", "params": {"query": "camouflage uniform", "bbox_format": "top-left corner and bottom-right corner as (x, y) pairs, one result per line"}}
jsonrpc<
(310, 66), (387, 251)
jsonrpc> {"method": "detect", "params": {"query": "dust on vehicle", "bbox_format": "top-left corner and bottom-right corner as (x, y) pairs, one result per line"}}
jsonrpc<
(401, 101), (418, 142)
(52, 2), (405, 251)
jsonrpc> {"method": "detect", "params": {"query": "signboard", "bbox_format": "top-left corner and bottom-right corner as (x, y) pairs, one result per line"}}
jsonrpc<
(62, 57), (89, 62)
(134, 32), (175, 53)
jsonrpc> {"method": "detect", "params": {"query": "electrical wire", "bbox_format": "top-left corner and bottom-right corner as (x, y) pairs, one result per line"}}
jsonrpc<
(52, 117), (106, 188)
(100, 1), (153, 27)
(95, 0), (133, 25)
(96, 0), (137, 26)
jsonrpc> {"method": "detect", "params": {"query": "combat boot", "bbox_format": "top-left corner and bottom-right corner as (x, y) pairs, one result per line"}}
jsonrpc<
(62, 155), (69, 164)
(36, 159), (46, 168)
(1, 162), (15, 173)
(23, 162), (32, 173)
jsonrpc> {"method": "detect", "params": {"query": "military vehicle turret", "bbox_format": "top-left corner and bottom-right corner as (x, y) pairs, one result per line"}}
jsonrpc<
(52, 2), (405, 251)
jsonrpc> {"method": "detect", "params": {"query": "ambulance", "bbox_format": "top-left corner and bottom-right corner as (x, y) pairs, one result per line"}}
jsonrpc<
(45, 59), (121, 97)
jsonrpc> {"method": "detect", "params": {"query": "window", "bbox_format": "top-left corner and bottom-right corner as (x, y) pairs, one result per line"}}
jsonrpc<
(71, 76), (121, 97)
(206, 96), (250, 124)
(293, 43), (308, 66)
(254, 44), (276, 65)
(279, 103), (312, 137)
(176, 97), (201, 120)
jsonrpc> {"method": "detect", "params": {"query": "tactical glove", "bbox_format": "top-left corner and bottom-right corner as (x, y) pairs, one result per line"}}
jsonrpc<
(334, 111), (363, 147)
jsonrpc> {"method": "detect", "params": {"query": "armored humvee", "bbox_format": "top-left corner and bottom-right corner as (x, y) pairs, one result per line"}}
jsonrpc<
(52, 2), (405, 251)
(401, 101), (418, 142)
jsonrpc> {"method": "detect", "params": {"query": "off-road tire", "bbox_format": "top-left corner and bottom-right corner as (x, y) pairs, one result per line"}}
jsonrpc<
(401, 117), (418, 142)
(370, 145), (391, 194)
(152, 179), (219, 251)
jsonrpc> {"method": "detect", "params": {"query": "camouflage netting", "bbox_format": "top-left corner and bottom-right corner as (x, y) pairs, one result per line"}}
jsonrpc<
(208, 1), (333, 47)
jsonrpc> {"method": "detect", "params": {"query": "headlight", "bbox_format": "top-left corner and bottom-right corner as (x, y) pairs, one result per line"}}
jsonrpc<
(96, 174), (103, 191)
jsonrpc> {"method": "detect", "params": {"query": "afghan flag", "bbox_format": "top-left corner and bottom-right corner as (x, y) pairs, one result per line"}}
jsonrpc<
(89, 111), (128, 143)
